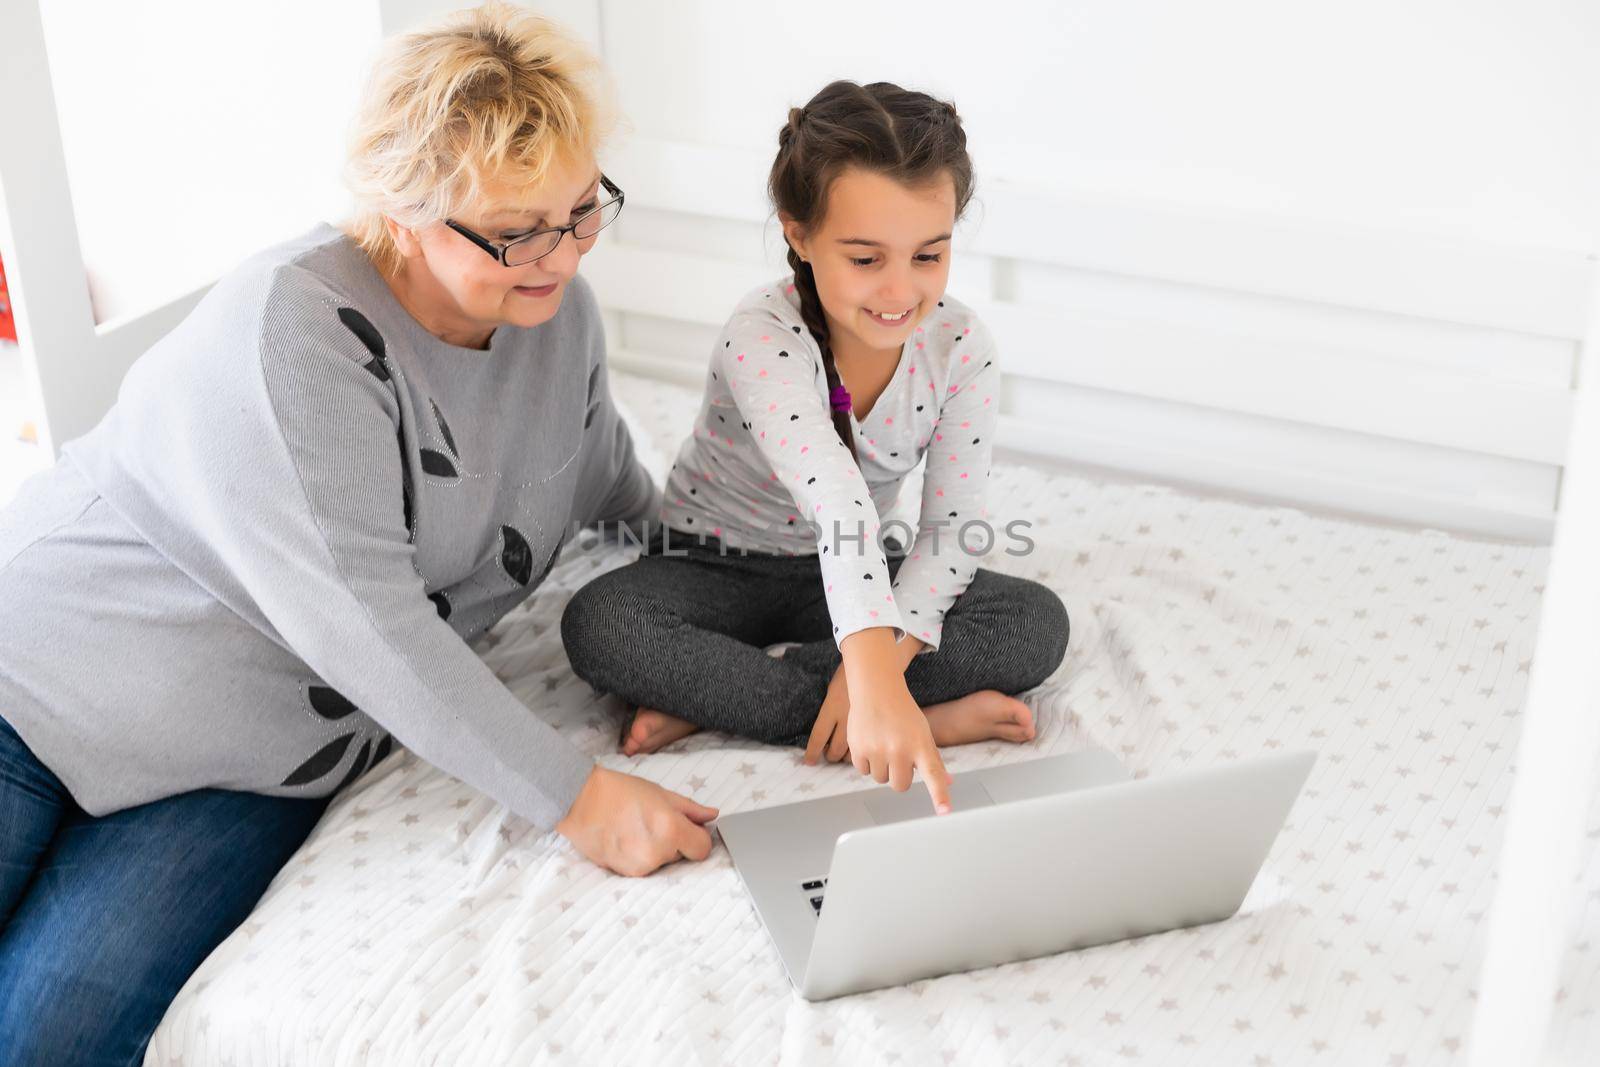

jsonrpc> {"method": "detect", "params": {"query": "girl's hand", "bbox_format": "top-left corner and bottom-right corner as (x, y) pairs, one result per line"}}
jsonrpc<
(804, 634), (926, 765)
(804, 665), (852, 764)
(840, 629), (952, 812)
(556, 766), (719, 877)
(846, 681), (952, 810)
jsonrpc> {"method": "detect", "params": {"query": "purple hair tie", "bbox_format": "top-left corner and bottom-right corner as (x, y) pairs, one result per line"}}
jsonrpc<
(829, 385), (852, 413)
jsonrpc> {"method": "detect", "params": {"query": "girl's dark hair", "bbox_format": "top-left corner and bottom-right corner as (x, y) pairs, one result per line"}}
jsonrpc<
(769, 80), (975, 460)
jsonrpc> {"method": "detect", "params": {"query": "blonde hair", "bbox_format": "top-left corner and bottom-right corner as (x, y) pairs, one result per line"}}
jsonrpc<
(343, 1), (616, 276)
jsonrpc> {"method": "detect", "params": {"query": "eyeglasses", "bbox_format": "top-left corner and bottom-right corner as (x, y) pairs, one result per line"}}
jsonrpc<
(445, 174), (624, 267)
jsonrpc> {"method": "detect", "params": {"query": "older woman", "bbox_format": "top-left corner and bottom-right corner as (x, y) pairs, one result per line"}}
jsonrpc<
(0, 4), (712, 1061)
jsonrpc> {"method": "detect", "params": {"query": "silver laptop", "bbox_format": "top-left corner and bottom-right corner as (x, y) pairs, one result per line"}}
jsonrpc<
(716, 747), (1316, 1000)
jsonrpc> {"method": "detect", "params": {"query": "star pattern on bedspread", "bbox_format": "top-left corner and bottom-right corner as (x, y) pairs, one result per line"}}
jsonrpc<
(144, 374), (1598, 1067)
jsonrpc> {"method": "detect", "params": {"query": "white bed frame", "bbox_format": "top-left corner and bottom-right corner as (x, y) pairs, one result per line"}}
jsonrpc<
(0, 0), (1595, 1060)
(583, 134), (1596, 546)
(0, 1), (208, 455)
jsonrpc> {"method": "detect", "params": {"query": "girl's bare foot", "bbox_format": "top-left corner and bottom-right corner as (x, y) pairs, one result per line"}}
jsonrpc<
(621, 707), (701, 756)
(923, 691), (1036, 747)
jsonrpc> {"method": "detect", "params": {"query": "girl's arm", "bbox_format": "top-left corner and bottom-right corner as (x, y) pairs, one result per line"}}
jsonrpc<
(803, 633), (926, 764)
(840, 627), (952, 810)
(891, 327), (1001, 649)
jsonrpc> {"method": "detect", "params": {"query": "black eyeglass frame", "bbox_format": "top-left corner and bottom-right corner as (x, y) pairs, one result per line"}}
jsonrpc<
(444, 174), (624, 266)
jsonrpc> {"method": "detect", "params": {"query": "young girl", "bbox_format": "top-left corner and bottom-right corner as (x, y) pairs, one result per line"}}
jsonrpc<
(562, 80), (1069, 809)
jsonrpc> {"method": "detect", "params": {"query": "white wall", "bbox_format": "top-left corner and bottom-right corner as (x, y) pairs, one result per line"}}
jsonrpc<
(582, 0), (1598, 540)
(603, 0), (1600, 252)
(38, 0), (380, 324)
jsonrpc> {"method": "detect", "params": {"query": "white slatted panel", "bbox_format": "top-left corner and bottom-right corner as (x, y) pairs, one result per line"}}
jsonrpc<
(587, 136), (1597, 541)
(0, 1), (325, 453)
(608, 138), (1597, 340)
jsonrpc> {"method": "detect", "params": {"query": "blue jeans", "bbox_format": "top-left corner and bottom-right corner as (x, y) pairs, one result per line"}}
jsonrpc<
(0, 714), (329, 1065)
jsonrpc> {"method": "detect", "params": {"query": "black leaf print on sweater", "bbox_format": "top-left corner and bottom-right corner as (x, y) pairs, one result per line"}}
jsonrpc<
(338, 307), (385, 357)
(585, 365), (601, 429)
(338, 308), (390, 382)
(332, 739), (372, 793)
(308, 686), (358, 721)
(431, 400), (458, 458)
(281, 733), (354, 787)
(398, 428), (414, 536)
(502, 525), (534, 585)
(420, 449), (458, 478)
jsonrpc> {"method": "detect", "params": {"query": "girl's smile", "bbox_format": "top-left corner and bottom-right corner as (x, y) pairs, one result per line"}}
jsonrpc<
(865, 305), (921, 327)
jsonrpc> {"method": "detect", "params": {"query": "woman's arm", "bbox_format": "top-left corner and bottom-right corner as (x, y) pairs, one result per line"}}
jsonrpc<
(232, 306), (591, 826)
(150, 291), (713, 873)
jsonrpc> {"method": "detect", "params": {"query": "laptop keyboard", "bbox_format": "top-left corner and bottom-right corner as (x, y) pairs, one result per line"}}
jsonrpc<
(801, 877), (828, 915)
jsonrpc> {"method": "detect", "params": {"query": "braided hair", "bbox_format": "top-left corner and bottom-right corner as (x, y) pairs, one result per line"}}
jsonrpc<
(769, 81), (974, 461)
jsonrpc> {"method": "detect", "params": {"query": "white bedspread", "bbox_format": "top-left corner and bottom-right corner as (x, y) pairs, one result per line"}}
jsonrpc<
(147, 370), (1595, 1066)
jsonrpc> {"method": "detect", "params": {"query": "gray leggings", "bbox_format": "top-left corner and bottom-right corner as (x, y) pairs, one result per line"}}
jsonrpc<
(561, 528), (1070, 746)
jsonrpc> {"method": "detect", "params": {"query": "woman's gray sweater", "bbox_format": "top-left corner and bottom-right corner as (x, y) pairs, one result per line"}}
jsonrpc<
(0, 224), (656, 827)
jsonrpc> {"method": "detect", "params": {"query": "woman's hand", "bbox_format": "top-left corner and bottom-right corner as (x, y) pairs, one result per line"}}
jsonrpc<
(840, 629), (952, 812)
(803, 665), (852, 764)
(556, 766), (719, 877)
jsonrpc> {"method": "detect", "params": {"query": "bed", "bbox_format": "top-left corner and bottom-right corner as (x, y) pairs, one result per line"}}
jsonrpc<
(144, 369), (1595, 1066)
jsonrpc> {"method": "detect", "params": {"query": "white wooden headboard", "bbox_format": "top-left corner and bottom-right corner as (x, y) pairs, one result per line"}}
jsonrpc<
(581, 136), (1596, 543)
